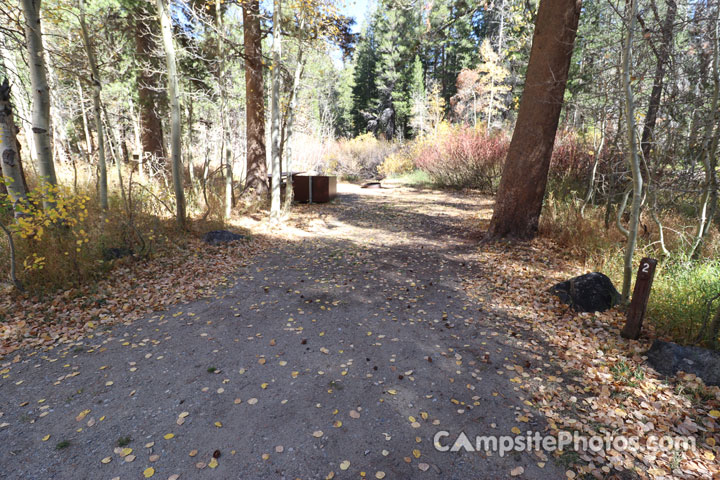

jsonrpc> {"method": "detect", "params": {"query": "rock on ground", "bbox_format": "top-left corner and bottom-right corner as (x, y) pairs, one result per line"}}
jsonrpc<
(550, 272), (620, 313)
(646, 340), (720, 386)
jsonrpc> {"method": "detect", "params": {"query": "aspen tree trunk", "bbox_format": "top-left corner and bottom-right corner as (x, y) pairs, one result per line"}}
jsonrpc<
(621, 0), (643, 302)
(639, 0), (676, 161)
(156, 0), (186, 229)
(269, 0), (282, 219)
(75, 77), (94, 155)
(19, 0), (57, 207)
(0, 79), (28, 215)
(242, 0), (268, 197)
(1, 46), (37, 165)
(79, 0), (108, 210)
(487, 0), (582, 239)
(282, 48), (306, 212)
(690, 7), (720, 259)
(215, 0), (232, 220)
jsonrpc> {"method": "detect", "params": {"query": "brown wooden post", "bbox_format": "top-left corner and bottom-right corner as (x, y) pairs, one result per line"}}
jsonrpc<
(621, 257), (658, 340)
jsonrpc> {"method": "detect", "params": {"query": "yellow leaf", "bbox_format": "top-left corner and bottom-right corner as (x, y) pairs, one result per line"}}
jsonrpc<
(164, 433), (175, 439)
(209, 458), (218, 468)
(709, 410), (720, 419)
(42, 434), (50, 441)
(143, 467), (155, 478)
(412, 449), (421, 458)
(511, 427), (521, 435)
(215, 421), (223, 428)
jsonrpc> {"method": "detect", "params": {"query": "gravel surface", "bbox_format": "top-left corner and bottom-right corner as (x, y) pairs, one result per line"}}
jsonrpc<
(0, 184), (565, 479)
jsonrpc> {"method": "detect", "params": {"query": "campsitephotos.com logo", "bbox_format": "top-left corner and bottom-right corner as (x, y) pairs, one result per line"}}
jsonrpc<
(433, 430), (696, 457)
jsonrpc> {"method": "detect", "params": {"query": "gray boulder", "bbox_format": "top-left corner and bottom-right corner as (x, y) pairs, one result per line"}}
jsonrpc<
(550, 272), (620, 313)
(646, 340), (720, 386)
(203, 230), (245, 245)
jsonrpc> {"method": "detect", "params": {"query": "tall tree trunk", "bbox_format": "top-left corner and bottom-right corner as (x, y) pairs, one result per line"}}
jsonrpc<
(690, 7), (720, 259)
(270, 0), (282, 219)
(1, 45), (37, 165)
(620, 0), (643, 302)
(487, 0), (582, 239)
(75, 77), (94, 155)
(156, 0), (185, 229)
(0, 79), (28, 216)
(19, 0), (57, 207)
(79, 0), (108, 210)
(639, 0), (676, 161)
(134, 9), (165, 172)
(281, 47), (306, 212)
(242, 0), (268, 197)
(215, 0), (232, 220)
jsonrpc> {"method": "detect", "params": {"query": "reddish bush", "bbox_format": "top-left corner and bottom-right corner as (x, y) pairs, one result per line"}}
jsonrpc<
(415, 126), (509, 192)
(549, 130), (597, 182)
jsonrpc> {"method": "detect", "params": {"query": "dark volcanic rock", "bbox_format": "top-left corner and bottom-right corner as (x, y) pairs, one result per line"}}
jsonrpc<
(550, 272), (620, 313)
(203, 230), (245, 245)
(646, 340), (720, 386)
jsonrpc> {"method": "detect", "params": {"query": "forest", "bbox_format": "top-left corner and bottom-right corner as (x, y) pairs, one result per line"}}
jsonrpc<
(1, 0), (720, 478)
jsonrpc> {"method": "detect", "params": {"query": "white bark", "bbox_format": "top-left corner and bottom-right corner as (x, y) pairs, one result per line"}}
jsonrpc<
(79, 0), (108, 210)
(282, 48), (305, 212)
(19, 0), (57, 205)
(690, 8), (720, 259)
(216, 0), (232, 220)
(156, 0), (186, 228)
(0, 46), (37, 165)
(621, 0), (643, 303)
(269, 0), (282, 219)
(0, 79), (28, 215)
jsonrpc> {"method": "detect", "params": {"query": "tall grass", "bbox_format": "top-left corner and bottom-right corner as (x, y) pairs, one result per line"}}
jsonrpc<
(540, 197), (720, 347)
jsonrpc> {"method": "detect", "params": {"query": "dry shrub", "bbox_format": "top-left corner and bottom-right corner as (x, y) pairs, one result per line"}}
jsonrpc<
(414, 124), (509, 192)
(322, 133), (398, 180)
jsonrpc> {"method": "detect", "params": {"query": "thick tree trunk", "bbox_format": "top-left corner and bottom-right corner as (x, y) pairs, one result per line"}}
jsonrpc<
(0, 79), (28, 216)
(156, 0), (185, 229)
(79, 0), (108, 210)
(270, 0), (282, 219)
(487, 0), (582, 239)
(242, 0), (268, 197)
(19, 0), (57, 205)
(134, 9), (165, 172)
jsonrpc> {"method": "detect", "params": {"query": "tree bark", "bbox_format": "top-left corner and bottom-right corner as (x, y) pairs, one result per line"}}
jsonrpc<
(242, 0), (268, 197)
(621, 0), (643, 302)
(79, 0), (108, 210)
(19, 0), (57, 206)
(134, 8), (166, 172)
(690, 8), (720, 259)
(639, 0), (676, 161)
(1, 45), (37, 165)
(487, 0), (582, 239)
(156, 0), (186, 229)
(0, 79), (28, 216)
(270, 0), (282, 219)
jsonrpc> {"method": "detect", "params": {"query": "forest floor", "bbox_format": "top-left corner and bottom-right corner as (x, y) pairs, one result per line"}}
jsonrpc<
(1, 183), (719, 480)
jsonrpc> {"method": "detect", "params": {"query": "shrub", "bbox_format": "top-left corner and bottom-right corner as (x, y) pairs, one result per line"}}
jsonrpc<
(378, 150), (416, 177)
(414, 125), (509, 193)
(322, 133), (398, 179)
